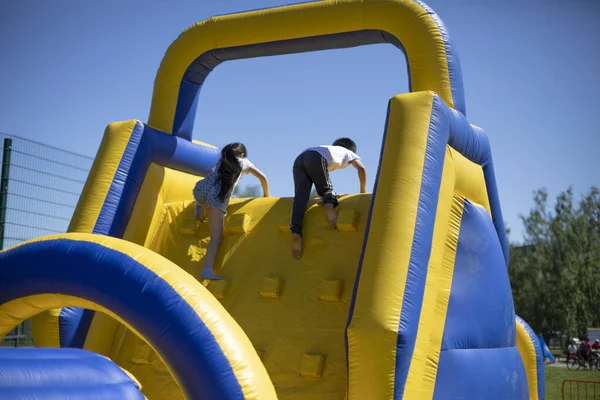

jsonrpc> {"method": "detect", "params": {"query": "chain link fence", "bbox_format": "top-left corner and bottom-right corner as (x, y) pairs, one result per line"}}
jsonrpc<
(0, 132), (93, 347)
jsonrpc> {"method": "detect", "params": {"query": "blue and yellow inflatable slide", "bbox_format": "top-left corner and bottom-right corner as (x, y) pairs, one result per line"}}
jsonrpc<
(0, 1), (545, 399)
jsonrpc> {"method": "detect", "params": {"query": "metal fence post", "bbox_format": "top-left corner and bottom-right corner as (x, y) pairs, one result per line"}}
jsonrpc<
(0, 138), (12, 250)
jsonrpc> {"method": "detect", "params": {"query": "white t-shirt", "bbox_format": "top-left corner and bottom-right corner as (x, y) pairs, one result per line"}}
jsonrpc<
(237, 157), (254, 173)
(568, 344), (577, 354)
(306, 145), (360, 172)
(210, 156), (255, 189)
(234, 157), (254, 187)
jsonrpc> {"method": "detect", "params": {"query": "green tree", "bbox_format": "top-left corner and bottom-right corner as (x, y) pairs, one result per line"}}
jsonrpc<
(508, 187), (600, 338)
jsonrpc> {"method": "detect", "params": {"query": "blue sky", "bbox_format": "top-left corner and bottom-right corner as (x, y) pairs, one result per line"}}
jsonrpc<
(1, 0), (598, 243)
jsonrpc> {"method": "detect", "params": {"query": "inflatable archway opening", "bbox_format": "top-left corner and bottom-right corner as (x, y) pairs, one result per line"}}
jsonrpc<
(149, 0), (466, 139)
(0, 1), (545, 399)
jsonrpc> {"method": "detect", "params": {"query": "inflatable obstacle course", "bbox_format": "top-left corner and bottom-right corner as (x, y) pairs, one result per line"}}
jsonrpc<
(0, 1), (544, 399)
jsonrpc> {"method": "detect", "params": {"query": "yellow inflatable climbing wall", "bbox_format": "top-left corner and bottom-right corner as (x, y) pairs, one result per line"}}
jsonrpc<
(0, 1), (546, 399)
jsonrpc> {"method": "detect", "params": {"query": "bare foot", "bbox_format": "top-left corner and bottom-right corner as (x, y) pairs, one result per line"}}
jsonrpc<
(291, 234), (303, 259)
(324, 203), (337, 229)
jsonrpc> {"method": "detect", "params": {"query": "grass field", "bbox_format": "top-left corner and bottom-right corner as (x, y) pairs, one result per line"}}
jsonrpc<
(546, 366), (600, 400)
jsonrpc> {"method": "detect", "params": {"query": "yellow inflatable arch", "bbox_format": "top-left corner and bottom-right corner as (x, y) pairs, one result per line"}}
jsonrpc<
(0, 1), (545, 399)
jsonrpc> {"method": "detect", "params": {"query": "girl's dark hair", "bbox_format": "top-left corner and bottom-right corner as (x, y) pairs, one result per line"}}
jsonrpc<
(332, 137), (357, 153)
(217, 142), (247, 202)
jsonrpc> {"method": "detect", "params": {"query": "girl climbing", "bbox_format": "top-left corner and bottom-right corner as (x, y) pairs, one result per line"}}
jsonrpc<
(193, 142), (269, 279)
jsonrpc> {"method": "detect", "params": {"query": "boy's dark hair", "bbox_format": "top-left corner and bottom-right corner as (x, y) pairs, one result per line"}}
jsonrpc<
(332, 137), (357, 153)
(217, 142), (247, 202)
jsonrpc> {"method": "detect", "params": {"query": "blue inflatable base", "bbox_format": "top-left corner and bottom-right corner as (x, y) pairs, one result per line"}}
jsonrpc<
(0, 348), (144, 399)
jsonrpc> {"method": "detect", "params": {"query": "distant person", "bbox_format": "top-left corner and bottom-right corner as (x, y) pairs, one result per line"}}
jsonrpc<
(593, 339), (600, 350)
(290, 138), (367, 259)
(578, 338), (592, 367)
(193, 142), (269, 278)
(567, 341), (578, 363)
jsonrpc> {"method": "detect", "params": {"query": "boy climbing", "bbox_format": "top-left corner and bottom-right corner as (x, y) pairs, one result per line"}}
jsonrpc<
(290, 138), (367, 259)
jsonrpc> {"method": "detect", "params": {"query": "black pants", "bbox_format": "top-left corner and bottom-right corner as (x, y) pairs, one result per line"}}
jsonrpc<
(290, 150), (338, 236)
